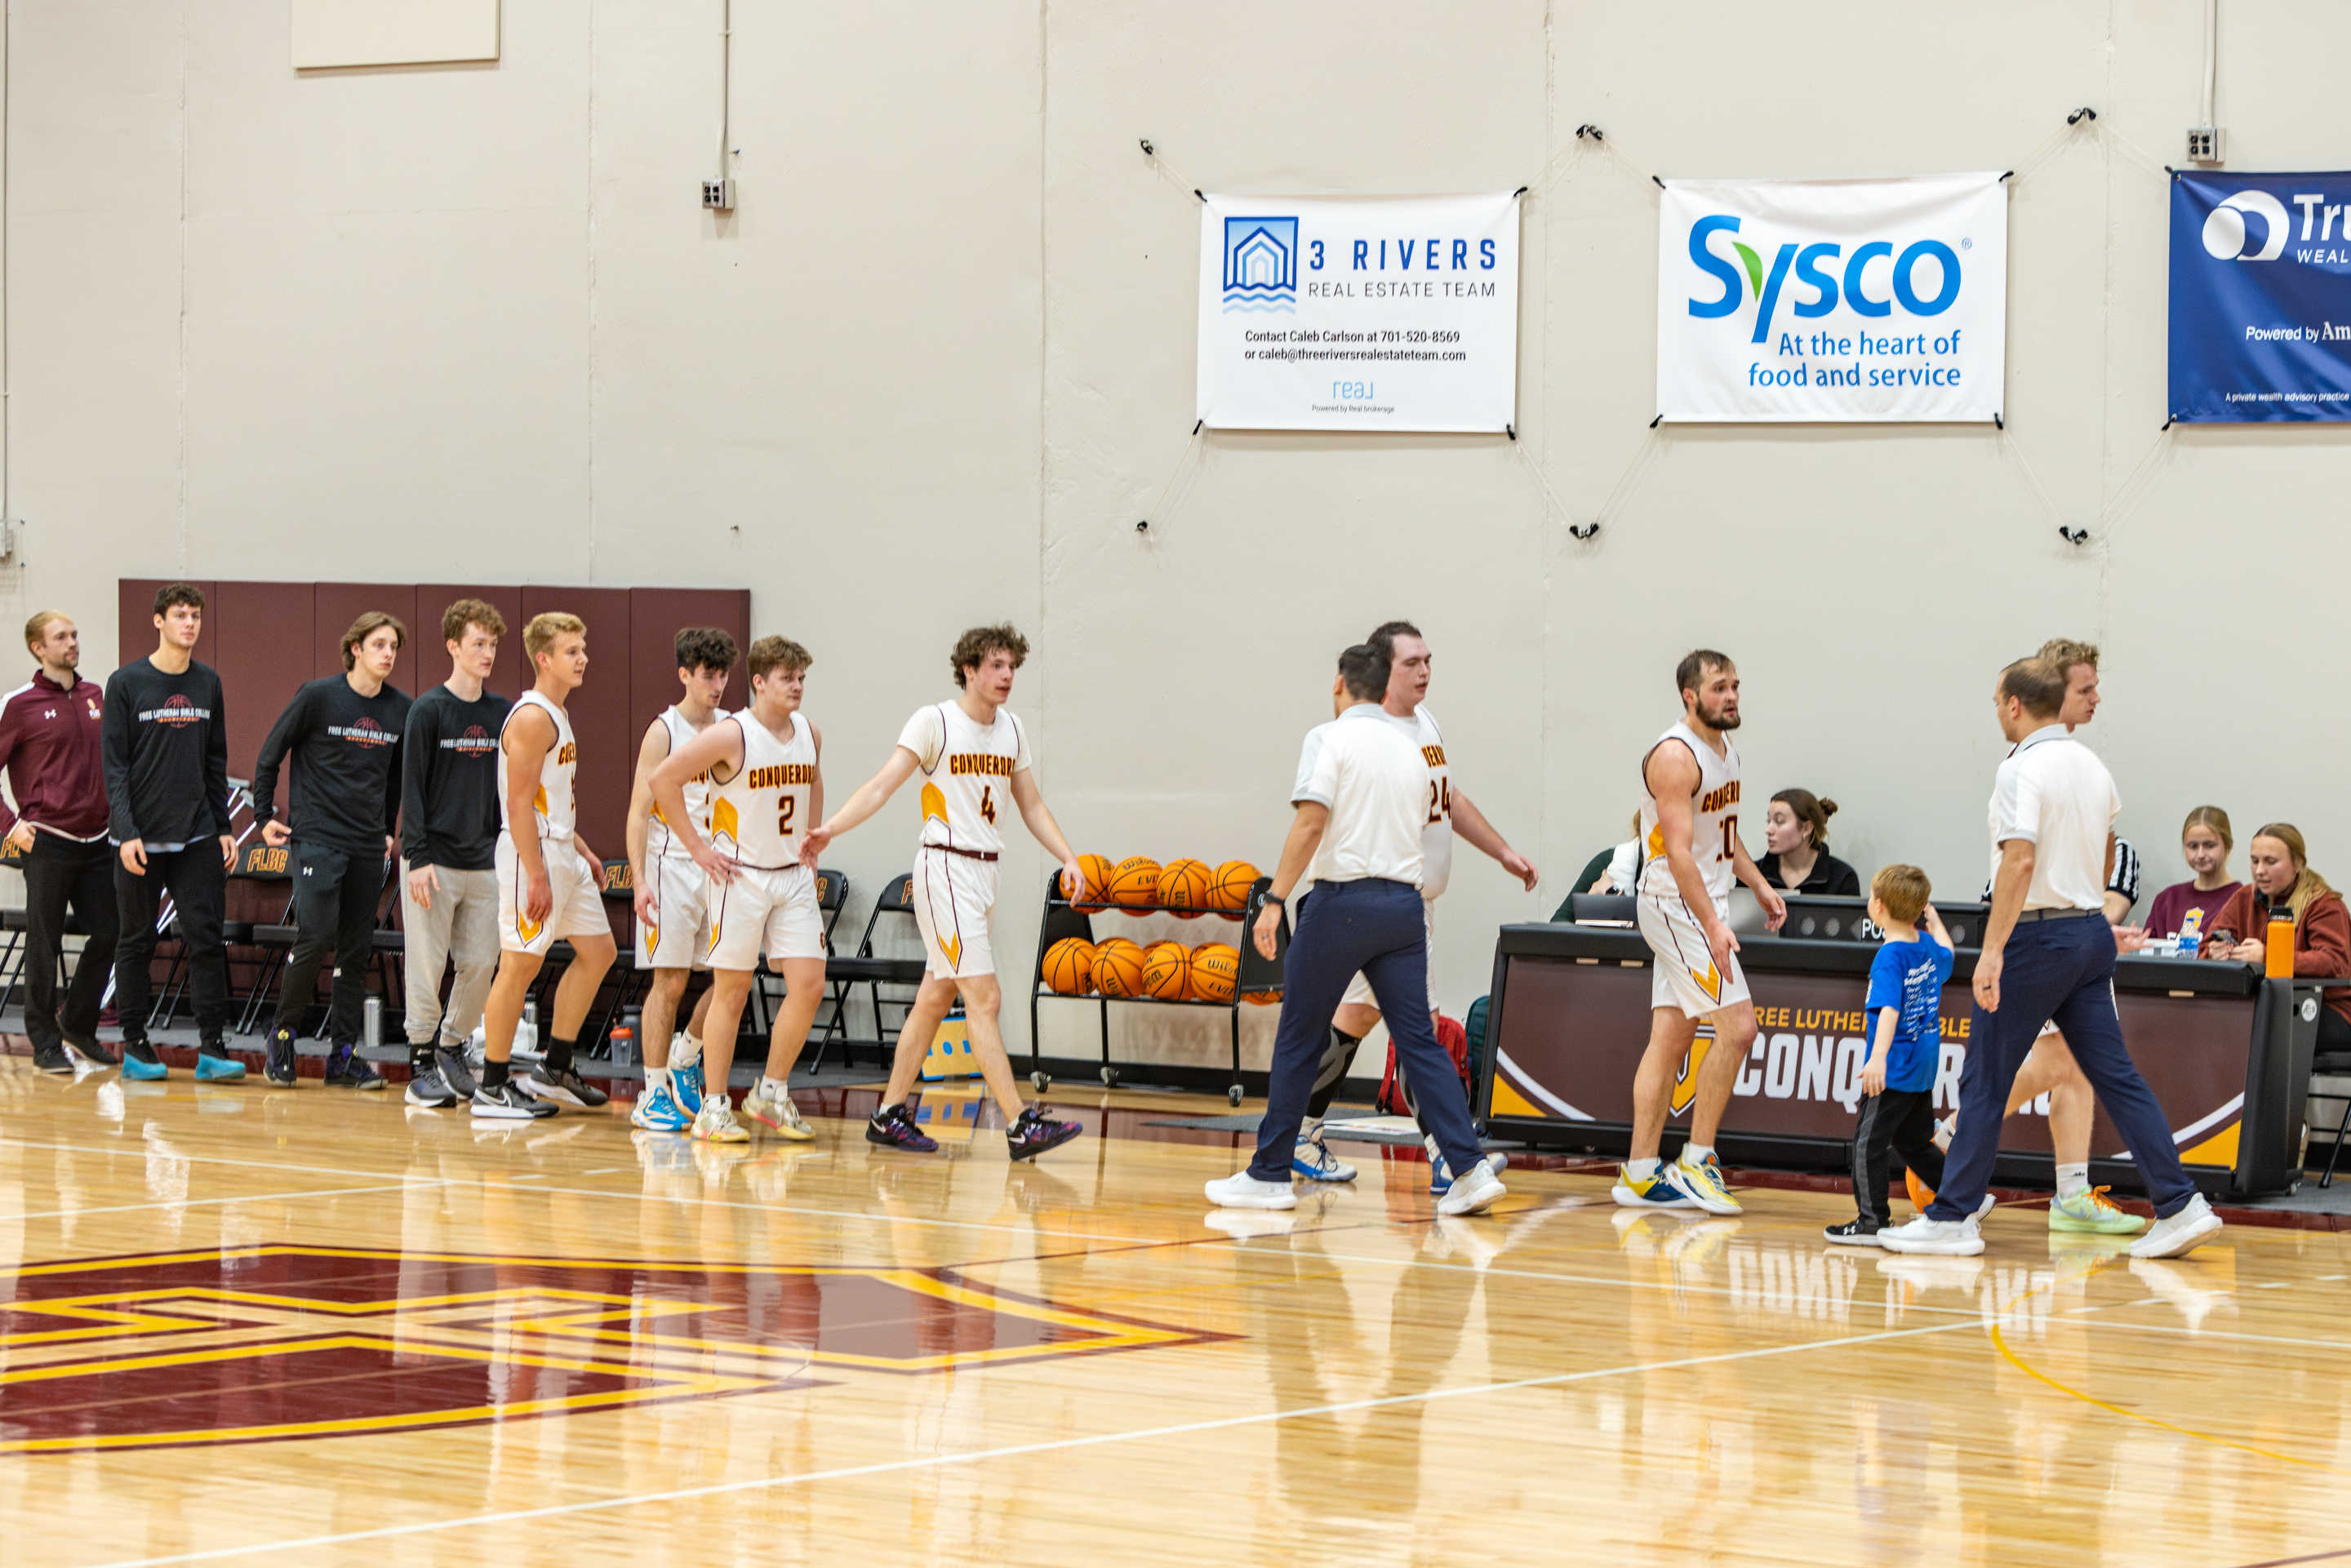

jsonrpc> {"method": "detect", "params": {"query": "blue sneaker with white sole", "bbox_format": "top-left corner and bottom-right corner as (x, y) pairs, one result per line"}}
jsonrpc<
(630, 1080), (692, 1132)
(1292, 1137), (1358, 1182)
(671, 1057), (706, 1115)
(121, 1041), (169, 1081)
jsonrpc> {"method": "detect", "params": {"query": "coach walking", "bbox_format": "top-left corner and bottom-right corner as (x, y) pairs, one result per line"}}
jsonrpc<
(1880, 656), (2220, 1260)
(1206, 642), (1504, 1217)
(0, 611), (119, 1073)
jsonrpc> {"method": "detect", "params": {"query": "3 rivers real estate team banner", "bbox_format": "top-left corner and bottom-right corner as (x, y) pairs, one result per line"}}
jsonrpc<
(1656, 172), (2008, 423)
(1195, 193), (1522, 433)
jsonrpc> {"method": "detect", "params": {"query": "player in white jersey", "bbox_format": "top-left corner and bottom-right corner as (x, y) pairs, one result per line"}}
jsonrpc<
(623, 627), (736, 1133)
(801, 624), (1087, 1161)
(1294, 619), (1540, 1190)
(1614, 650), (1786, 1215)
(474, 612), (617, 1120)
(651, 635), (828, 1144)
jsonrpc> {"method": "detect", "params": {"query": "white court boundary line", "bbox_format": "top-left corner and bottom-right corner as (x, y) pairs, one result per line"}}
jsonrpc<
(2, 1179), (439, 1224)
(91, 1316), (1989, 1566)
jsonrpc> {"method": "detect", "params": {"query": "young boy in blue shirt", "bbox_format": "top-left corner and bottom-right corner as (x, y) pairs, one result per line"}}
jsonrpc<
(1827, 864), (1956, 1245)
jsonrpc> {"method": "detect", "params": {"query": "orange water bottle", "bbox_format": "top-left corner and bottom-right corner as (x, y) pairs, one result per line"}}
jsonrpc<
(2265, 904), (2297, 979)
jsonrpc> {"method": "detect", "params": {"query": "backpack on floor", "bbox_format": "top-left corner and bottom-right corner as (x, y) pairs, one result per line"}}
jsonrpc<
(1377, 1012), (1470, 1115)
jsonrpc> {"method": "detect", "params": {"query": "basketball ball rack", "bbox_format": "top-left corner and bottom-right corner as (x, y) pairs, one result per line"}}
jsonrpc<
(1026, 873), (1287, 1106)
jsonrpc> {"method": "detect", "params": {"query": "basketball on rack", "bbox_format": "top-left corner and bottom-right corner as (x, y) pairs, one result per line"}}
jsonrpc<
(1042, 937), (1097, 995)
(1156, 858), (1210, 917)
(1188, 942), (1238, 1002)
(1208, 860), (1259, 914)
(1141, 940), (1190, 999)
(1091, 937), (1148, 997)
(1109, 856), (1163, 911)
(1073, 852), (1116, 912)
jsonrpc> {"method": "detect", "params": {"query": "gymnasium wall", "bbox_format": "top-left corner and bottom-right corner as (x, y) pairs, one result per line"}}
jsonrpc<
(8, 2), (2345, 1068)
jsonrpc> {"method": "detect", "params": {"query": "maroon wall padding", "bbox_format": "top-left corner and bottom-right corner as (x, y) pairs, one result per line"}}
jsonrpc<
(629, 588), (757, 735)
(115, 580), (751, 860)
(414, 584), (527, 699)
(520, 586), (631, 862)
(212, 581), (317, 818)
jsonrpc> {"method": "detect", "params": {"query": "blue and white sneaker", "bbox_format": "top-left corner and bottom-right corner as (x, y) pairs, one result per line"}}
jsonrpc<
(1426, 1135), (1508, 1195)
(1292, 1135), (1358, 1183)
(1611, 1161), (1702, 1210)
(670, 1052), (706, 1115)
(630, 1079), (692, 1132)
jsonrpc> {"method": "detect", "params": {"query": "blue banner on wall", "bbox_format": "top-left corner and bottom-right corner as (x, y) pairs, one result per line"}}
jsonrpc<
(2171, 171), (2351, 421)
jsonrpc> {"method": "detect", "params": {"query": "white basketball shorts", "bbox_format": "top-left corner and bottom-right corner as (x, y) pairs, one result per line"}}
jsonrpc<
(496, 834), (609, 957)
(1637, 884), (1751, 1019)
(703, 863), (825, 970)
(635, 855), (712, 971)
(912, 847), (998, 979)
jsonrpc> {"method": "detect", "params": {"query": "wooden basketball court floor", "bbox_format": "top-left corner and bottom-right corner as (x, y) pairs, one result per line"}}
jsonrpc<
(2, 1059), (2349, 1566)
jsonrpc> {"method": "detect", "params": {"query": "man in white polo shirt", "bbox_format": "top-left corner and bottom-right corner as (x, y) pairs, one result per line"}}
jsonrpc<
(1881, 657), (2220, 1259)
(1205, 643), (1504, 1218)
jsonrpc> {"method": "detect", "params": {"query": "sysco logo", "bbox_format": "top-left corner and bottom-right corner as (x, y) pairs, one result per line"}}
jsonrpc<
(1687, 215), (1964, 343)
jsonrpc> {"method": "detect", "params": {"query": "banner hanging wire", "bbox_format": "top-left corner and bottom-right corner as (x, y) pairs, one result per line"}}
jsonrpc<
(1133, 420), (1208, 534)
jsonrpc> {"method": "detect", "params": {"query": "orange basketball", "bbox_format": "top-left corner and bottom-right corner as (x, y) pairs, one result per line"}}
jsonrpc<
(1157, 858), (1211, 917)
(1110, 855), (1163, 912)
(1189, 942), (1239, 1003)
(1073, 853), (1116, 913)
(1141, 940), (1190, 1000)
(1209, 860), (1260, 915)
(1042, 937), (1096, 996)
(1242, 987), (1280, 1006)
(1091, 937), (1147, 997)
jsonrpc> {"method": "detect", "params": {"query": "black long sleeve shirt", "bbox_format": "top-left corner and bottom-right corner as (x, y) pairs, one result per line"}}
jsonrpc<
(251, 676), (411, 854)
(399, 683), (509, 870)
(101, 657), (232, 846)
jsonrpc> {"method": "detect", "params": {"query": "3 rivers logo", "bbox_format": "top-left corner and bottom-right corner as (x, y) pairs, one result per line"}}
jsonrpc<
(1222, 215), (1298, 313)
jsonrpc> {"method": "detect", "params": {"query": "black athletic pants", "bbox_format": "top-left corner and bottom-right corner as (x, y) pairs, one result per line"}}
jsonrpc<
(1849, 1086), (1945, 1229)
(22, 833), (118, 1051)
(113, 842), (230, 1046)
(273, 842), (385, 1046)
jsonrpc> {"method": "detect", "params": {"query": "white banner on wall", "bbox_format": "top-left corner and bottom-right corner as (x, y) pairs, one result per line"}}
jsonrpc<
(1196, 193), (1521, 433)
(1656, 172), (2007, 423)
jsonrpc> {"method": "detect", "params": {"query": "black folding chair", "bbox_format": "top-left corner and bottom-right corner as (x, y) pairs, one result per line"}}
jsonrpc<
(809, 873), (926, 1072)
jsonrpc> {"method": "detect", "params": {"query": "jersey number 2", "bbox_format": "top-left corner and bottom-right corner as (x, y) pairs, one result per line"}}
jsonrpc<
(980, 785), (997, 825)
(777, 797), (796, 835)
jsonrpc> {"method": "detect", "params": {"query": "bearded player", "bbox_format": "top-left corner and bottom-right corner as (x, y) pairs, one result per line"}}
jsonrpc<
(1614, 650), (1785, 1215)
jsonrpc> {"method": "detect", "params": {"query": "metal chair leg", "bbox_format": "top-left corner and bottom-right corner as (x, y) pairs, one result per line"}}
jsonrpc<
(2322, 1089), (2351, 1188)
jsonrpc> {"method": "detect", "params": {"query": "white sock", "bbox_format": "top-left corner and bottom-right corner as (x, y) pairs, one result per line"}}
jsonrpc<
(645, 1065), (671, 1095)
(1682, 1144), (1715, 1167)
(1298, 1115), (1324, 1144)
(761, 1075), (789, 1098)
(2056, 1162), (2090, 1199)
(673, 1032), (703, 1068)
(1625, 1156), (1661, 1180)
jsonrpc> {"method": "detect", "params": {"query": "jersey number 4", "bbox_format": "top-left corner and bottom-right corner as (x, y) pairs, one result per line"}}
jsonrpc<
(980, 785), (997, 825)
(1425, 778), (1452, 826)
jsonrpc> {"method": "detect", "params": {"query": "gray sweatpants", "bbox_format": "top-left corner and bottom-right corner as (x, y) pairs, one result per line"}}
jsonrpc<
(402, 861), (500, 1047)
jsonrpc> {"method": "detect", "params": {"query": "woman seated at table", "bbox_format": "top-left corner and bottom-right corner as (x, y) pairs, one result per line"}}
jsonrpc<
(2145, 806), (2243, 940)
(1755, 788), (1860, 895)
(2204, 822), (2351, 1055)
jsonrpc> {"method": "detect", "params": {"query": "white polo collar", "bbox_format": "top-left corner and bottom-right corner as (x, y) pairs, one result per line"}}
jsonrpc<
(2015, 723), (2072, 753)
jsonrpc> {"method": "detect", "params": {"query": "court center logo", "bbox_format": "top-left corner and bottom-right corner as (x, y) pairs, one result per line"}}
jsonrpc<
(1, 1246), (1223, 1454)
(2201, 189), (2290, 261)
(1223, 215), (1299, 313)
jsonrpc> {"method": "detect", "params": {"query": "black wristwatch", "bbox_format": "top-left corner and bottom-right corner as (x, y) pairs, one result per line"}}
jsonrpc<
(1261, 892), (1286, 906)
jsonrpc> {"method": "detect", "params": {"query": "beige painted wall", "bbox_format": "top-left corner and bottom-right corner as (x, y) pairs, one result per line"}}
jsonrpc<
(6, 2), (2341, 1068)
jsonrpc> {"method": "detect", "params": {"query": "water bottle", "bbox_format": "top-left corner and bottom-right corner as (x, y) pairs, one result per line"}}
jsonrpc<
(2266, 904), (2297, 979)
(362, 996), (383, 1051)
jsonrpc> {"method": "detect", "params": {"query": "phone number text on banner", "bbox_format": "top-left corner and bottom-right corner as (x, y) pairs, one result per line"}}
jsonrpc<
(1656, 172), (2007, 423)
(2170, 170), (2351, 422)
(1195, 193), (1522, 433)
